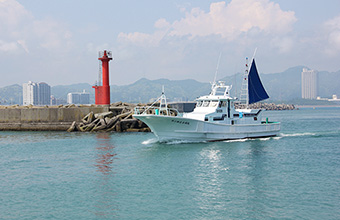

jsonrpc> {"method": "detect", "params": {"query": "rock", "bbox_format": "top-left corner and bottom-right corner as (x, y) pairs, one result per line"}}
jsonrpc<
(111, 101), (122, 107)
(106, 116), (119, 128)
(67, 121), (77, 132)
(92, 118), (107, 131)
(105, 118), (121, 132)
(69, 104), (150, 132)
(115, 121), (122, 132)
(82, 112), (94, 124)
(94, 111), (114, 119)
(234, 102), (295, 110)
(126, 128), (141, 132)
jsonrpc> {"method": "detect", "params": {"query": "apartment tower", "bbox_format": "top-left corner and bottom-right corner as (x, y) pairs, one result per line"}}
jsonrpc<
(301, 68), (318, 99)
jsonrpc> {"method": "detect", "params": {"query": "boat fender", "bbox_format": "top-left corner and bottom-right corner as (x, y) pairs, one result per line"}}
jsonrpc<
(239, 112), (243, 118)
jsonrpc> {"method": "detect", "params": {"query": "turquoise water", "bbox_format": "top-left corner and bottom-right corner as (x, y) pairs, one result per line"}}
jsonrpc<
(1, 108), (340, 219)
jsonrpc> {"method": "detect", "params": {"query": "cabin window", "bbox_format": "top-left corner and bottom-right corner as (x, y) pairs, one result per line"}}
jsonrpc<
(215, 88), (225, 96)
(210, 100), (218, 107)
(196, 101), (203, 107)
(202, 100), (210, 107)
(221, 101), (227, 107)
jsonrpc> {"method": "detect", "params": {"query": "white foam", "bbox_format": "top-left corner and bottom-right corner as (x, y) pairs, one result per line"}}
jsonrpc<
(142, 138), (158, 145)
(280, 132), (316, 137)
(224, 139), (248, 143)
(165, 140), (203, 145)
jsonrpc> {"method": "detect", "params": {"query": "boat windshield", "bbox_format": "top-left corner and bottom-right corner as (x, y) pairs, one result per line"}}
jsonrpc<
(214, 87), (226, 96)
(210, 100), (219, 107)
(202, 100), (210, 107)
(196, 100), (203, 107)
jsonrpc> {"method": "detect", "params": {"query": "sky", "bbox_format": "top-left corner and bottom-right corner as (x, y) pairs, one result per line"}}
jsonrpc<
(0, 0), (340, 87)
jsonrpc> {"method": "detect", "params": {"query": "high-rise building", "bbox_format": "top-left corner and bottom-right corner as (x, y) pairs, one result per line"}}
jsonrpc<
(22, 81), (51, 105)
(50, 96), (67, 105)
(67, 90), (90, 104)
(37, 82), (51, 105)
(23, 81), (38, 105)
(301, 68), (318, 99)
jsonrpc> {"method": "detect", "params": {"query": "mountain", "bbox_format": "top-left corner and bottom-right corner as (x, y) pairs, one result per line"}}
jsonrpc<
(50, 79), (210, 103)
(110, 78), (210, 103)
(221, 66), (340, 102)
(0, 84), (22, 105)
(1, 67), (340, 105)
(51, 83), (94, 103)
(261, 66), (306, 101)
(318, 70), (340, 97)
(219, 66), (305, 101)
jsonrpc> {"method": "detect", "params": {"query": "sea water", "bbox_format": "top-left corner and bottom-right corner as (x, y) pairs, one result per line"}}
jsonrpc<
(0, 108), (339, 219)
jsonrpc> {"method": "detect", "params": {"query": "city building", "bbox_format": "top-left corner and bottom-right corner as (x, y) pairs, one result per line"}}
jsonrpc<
(50, 96), (67, 105)
(23, 81), (38, 105)
(37, 82), (51, 105)
(67, 90), (90, 104)
(301, 68), (318, 99)
(22, 81), (51, 105)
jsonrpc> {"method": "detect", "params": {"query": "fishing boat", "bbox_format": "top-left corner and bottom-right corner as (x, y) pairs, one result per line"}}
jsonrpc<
(133, 58), (280, 142)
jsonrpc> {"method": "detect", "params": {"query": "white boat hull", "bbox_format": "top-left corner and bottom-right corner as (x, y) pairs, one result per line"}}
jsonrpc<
(134, 115), (281, 142)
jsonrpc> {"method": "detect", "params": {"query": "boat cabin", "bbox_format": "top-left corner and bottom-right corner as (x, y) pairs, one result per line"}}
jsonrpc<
(183, 81), (263, 125)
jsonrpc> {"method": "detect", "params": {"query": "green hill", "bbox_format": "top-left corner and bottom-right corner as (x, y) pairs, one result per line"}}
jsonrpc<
(1, 67), (339, 105)
(0, 84), (22, 105)
(110, 78), (210, 103)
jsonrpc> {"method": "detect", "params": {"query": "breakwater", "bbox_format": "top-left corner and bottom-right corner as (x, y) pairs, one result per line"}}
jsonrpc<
(0, 104), (109, 131)
(235, 102), (295, 110)
(67, 102), (150, 132)
(0, 102), (150, 132)
(0, 102), (295, 131)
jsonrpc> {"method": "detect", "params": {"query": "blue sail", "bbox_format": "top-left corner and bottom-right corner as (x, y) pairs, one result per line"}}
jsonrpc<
(248, 59), (269, 104)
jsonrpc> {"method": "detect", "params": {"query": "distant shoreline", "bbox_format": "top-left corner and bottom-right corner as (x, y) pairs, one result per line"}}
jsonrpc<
(295, 105), (340, 109)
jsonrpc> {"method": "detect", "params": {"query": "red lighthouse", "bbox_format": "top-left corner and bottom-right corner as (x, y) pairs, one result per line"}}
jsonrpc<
(93, 50), (113, 105)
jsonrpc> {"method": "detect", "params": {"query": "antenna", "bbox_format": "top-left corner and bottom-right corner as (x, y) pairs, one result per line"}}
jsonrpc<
(240, 57), (249, 106)
(251, 48), (257, 61)
(213, 52), (222, 84)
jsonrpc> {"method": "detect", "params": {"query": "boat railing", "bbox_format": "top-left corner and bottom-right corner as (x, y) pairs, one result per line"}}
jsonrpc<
(134, 106), (180, 116)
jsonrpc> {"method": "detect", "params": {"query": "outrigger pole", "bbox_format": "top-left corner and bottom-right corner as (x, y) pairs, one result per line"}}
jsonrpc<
(240, 48), (257, 107)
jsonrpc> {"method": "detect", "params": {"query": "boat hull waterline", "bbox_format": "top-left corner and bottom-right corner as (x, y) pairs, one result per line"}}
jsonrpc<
(134, 115), (281, 142)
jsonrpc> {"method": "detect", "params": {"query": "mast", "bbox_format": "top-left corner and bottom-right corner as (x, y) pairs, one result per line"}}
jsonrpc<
(240, 57), (249, 106)
(211, 52), (222, 93)
(159, 85), (168, 115)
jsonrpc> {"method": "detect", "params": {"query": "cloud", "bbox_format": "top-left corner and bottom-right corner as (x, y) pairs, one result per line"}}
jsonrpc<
(17, 40), (29, 53)
(113, 0), (299, 84)
(0, 0), (72, 53)
(0, 0), (32, 27)
(118, 0), (297, 45)
(171, 0), (296, 39)
(0, 40), (18, 52)
(117, 18), (170, 47)
(32, 19), (72, 50)
(323, 15), (340, 55)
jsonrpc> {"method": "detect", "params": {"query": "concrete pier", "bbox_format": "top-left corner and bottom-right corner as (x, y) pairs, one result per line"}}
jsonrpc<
(0, 105), (109, 131)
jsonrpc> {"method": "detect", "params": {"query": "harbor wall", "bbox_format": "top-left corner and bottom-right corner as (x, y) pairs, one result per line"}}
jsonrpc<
(0, 106), (109, 131)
